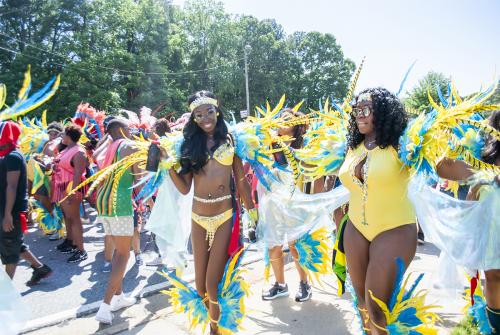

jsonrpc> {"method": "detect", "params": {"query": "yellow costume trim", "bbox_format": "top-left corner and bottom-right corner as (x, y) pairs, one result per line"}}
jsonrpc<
(358, 308), (371, 332)
(209, 299), (219, 305)
(348, 149), (369, 225)
(192, 209), (233, 249)
(210, 142), (234, 166)
(370, 319), (388, 333)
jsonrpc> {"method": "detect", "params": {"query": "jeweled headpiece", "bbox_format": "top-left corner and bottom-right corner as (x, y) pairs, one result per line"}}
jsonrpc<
(189, 97), (219, 112)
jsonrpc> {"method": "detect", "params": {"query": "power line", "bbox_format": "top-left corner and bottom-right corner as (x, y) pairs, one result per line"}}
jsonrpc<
(0, 45), (93, 74)
(0, 6), (30, 17)
(0, 31), (244, 76)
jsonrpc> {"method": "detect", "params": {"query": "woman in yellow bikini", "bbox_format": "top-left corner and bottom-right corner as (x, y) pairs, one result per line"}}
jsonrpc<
(167, 90), (257, 335)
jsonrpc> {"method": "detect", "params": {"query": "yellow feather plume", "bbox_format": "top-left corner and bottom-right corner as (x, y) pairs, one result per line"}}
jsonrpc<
(0, 84), (6, 110)
(341, 56), (365, 113)
(17, 65), (32, 101)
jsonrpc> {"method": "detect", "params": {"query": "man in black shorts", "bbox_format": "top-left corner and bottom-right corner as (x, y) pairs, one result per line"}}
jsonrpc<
(0, 121), (52, 285)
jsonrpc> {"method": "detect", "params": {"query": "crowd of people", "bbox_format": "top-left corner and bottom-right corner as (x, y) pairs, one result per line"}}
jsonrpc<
(0, 66), (499, 335)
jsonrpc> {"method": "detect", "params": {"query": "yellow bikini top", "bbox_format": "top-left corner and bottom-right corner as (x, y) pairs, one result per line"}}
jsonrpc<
(210, 139), (234, 166)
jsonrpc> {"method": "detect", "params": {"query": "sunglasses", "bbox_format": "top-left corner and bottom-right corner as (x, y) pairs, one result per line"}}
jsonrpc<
(194, 108), (217, 122)
(353, 106), (372, 118)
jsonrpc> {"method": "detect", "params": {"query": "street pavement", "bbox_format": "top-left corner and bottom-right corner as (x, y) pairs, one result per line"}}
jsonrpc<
(25, 243), (465, 335)
(12, 205), (466, 334)
(13, 205), (261, 332)
(13, 211), (164, 321)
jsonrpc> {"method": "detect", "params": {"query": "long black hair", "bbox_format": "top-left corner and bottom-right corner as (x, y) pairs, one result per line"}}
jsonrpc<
(482, 110), (500, 165)
(347, 87), (408, 150)
(180, 90), (228, 174)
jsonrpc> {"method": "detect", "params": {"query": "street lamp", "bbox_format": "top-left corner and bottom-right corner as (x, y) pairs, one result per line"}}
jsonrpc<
(244, 44), (252, 117)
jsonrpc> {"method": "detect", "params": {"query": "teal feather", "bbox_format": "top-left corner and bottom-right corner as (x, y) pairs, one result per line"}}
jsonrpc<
(295, 230), (326, 273)
(217, 249), (248, 333)
(468, 295), (493, 335)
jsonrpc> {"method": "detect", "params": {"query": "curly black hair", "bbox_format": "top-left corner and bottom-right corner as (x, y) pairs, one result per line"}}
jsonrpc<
(47, 122), (63, 133)
(347, 87), (408, 150)
(179, 90), (228, 174)
(482, 110), (500, 165)
(64, 125), (83, 143)
(153, 118), (171, 137)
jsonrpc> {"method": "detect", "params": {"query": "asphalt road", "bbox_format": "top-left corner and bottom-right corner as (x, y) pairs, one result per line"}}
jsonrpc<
(13, 205), (443, 330)
(13, 205), (261, 325)
(13, 207), (188, 322)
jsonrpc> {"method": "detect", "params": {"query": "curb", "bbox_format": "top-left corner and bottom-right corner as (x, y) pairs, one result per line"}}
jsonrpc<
(21, 253), (263, 334)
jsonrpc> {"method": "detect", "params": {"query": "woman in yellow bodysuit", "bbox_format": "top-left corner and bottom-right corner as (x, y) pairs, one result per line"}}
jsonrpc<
(338, 88), (474, 334)
(168, 90), (257, 335)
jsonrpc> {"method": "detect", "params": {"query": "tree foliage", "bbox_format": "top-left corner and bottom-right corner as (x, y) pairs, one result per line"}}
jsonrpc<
(404, 71), (451, 113)
(0, 0), (355, 120)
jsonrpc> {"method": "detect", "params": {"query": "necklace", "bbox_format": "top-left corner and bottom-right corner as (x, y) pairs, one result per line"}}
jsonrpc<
(364, 139), (376, 149)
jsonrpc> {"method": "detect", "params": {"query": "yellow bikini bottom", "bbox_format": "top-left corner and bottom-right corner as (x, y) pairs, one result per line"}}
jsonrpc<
(192, 209), (233, 249)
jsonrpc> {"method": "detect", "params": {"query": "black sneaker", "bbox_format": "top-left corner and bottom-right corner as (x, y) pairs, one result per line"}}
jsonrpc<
(247, 228), (257, 243)
(27, 264), (53, 286)
(60, 243), (77, 254)
(57, 239), (71, 250)
(67, 250), (88, 263)
(262, 282), (289, 300)
(295, 281), (312, 302)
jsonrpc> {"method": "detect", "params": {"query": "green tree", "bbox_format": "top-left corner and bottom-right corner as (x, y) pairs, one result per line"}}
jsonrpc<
(0, 0), (355, 120)
(404, 71), (451, 113)
(287, 31), (355, 108)
(486, 85), (500, 105)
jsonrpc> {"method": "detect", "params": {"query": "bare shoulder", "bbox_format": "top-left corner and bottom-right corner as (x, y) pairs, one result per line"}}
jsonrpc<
(121, 140), (138, 155)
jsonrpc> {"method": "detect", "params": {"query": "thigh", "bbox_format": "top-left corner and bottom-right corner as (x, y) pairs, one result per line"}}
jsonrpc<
(191, 220), (210, 292)
(205, 219), (233, 293)
(485, 269), (500, 307)
(111, 235), (133, 254)
(365, 223), (417, 305)
(344, 220), (370, 301)
(61, 198), (80, 219)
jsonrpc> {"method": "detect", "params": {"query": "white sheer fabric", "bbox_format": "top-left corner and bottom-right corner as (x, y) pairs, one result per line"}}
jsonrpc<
(257, 170), (350, 247)
(0, 267), (30, 335)
(409, 175), (500, 271)
(147, 175), (193, 269)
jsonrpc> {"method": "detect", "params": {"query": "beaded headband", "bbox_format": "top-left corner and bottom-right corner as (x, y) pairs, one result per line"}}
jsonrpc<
(189, 97), (219, 112)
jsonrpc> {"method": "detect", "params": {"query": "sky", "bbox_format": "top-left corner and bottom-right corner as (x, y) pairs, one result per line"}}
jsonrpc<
(172, 0), (500, 95)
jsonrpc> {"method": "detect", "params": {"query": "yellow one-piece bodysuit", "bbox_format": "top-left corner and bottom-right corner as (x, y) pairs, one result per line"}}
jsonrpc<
(338, 144), (416, 241)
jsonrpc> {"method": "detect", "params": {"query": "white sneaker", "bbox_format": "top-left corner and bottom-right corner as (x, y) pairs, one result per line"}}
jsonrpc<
(95, 303), (113, 324)
(110, 293), (137, 312)
(146, 255), (163, 267)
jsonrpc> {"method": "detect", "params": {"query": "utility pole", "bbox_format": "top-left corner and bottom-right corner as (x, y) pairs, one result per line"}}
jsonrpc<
(244, 44), (252, 117)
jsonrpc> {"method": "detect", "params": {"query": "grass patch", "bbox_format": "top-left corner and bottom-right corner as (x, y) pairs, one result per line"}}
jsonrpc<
(450, 316), (481, 335)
